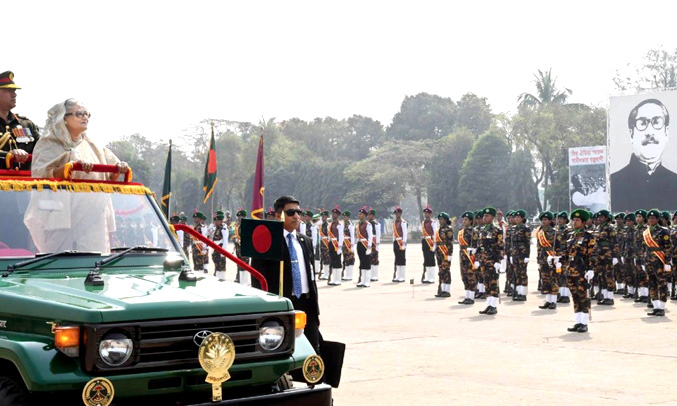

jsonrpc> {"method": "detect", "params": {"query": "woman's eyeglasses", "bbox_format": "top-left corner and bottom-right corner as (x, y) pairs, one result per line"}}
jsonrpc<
(65, 111), (91, 119)
(284, 209), (303, 217)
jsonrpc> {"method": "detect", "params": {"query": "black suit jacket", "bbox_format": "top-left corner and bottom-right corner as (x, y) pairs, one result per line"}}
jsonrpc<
(610, 154), (677, 212)
(251, 232), (320, 319)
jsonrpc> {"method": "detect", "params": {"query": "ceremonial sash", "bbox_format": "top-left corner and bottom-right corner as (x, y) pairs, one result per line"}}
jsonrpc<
(421, 221), (434, 250)
(643, 228), (666, 265)
(537, 227), (555, 256)
(343, 230), (352, 251)
(435, 228), (449, 258)
(328, 226), (339, 251)
(357, 225), (369, 249)
(192, 226), (205, 254)
(458, 229), (474, 264)
(319, 227), (329, 249)
(393, 222), (404, 250)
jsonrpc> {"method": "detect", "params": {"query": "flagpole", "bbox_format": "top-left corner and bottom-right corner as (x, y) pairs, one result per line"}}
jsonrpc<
(210, 122), (216, 218)
(168, 139), (172, 216)
(279, 210), (285, 297)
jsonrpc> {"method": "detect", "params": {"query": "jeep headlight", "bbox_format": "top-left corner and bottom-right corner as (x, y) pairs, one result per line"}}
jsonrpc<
(99, 332), (133, 366)
(259, 321), (285, 351)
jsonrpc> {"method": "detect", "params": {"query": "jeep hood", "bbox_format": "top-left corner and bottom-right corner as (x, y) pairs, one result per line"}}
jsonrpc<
(0, 272), (291, 323)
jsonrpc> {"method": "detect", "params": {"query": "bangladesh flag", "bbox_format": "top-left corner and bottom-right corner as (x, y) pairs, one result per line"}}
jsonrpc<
(203, 125), (218, 204)
(160, 140), (172, 218)
(240, 218), (284, 260)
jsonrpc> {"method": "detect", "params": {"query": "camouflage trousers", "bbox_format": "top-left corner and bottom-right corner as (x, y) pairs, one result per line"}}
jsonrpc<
(538, 261), (559, 294)
(595, 259), (615, 291)
(513, 257), (528, 286)
(622, 259), (635, 286)
(320, 244), (331, 268)
(235, 243), (250, 272)
(637, 262), (649, 288)
(343, 244), (355, 267)
(479, 261), (499, 297)
(212, 251), (226, 272)
(370, 249), (379, 265)
(567, 267), (591, 313)
(436, 251), (451, 284)
(647, 259), (669, 302)
(192, 250), (207, 271)
(459, 251), (476, 291)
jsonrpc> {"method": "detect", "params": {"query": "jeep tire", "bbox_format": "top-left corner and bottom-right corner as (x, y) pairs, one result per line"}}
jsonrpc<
(0, 376), (29, 406)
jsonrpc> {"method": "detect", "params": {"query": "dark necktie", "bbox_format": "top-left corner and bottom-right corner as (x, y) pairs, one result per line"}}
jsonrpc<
(287, 233), (302, 298)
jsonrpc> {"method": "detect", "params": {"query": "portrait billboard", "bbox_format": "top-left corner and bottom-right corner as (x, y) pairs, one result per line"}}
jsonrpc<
(608, 92), (677, 212)
(569, 146), (607, 213)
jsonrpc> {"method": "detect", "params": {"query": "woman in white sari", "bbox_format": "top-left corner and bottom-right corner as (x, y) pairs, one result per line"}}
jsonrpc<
(24, 99), (130, 253)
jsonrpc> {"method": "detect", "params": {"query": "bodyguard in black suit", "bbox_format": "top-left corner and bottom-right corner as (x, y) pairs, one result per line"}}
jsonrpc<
(250, 195), (321, 353)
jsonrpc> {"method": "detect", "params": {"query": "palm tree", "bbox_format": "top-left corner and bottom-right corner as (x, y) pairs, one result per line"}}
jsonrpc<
(517, 69), (572, 108)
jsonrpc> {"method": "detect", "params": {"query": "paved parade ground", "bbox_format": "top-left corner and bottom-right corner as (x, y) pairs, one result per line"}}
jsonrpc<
(316, 242), (677, 406)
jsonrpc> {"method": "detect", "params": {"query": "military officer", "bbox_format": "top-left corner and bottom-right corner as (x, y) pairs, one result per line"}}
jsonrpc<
(565, 209), (596, 333)
(179, 215), (190, 256)
(392, 206), (408, 282)
(328, 206), (345, 285)
(421, 204), (438, 284)
(210, 212), (228, 280)
(233, 209), (251, 286)
(622, 213), (638, 299)
(555, 211), (572, 303)
(0, 71), (40, 170)
(634, 210), (650, 303)
(643, 209), (673, 316)
(318, 209), (331, 280)
(504, 211), (516, 296)
(341, 210), (356, 281)
(613, 213), (627, 295)
(510, 210), (531, 302)
(434, 212), (454, 298)
(368, 208), (381, 282)
(476, 207), (504, 315)
(192, 212), (209, 272)
(473, 210), (487, 299)
(593, 210), (620, 306)
(355, 207), (374, 287)
(536, 212), (558, 309)
(458, 211), (477, 305)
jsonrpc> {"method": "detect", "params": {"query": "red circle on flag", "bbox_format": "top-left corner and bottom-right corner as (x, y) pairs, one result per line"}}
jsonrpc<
(252, 225), (272, 253)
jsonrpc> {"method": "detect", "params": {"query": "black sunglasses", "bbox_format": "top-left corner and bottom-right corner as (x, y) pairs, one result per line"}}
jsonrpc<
(284, 209), (303, 217)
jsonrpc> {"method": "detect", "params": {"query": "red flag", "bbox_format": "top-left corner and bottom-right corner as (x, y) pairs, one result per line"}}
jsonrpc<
(251, 133), (265, 219)
(203, 125), (218, 204)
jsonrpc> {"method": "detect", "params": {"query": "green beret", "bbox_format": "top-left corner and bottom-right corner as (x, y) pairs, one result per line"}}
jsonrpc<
(596, 209), (611, 218)
(614, 212), (625, 220)
(305, 210), (314, 217)
(236, 209), (247, 217)
(592, 212), (599, 219)
(661, 210), (670, 220)
(624, 213), (636, 221)
(635, 209), (647, 218)
(214, 213), (225, 220)
(342, 210), (351, 217)
(193, 211), (205, 220)
(475, 211), (483, 218)
(571, 209), (590, 222)
(437, 212), (450, 220)
(368, 208), (377, 215)
(587, 211), (593, 219)
(514, 209), (527, 218)
(312, 213), (321, 220)
(169, 215), (180, 222)
(321, 210), (330, 216)
(482, 207), (497, 217)
(539, 211), (553, 221)
(557, 211), (569, 220)
(462, 211), (474, 220)
(647, 209), (661, 219)
(179, 215), (188, 221)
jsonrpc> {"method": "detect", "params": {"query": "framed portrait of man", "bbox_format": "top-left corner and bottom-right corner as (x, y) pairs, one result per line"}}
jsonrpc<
(608, 92), (677, 212)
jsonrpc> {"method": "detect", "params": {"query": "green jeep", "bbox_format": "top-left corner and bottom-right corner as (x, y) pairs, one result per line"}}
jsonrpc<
(0, 174), (331, 405)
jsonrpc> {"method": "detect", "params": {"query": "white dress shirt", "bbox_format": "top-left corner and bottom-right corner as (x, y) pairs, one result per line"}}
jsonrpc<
(283, 229), (309, 294)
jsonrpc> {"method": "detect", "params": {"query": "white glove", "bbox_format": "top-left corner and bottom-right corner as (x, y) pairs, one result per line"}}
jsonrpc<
(366, 248), (371, 255)
(612, 258), (619, 266)
(641, 265), (646, 272)
(633, 258), (637, 266)
(585, 270), (594, 282)
(620, 257), (625, 264)
(666, 265), (673, 271)
(494, 262), (501, 272)
(401, 244), (406, 251)
(473, 261), (480, 269)
(376, 244), (380, 251)
(555, 261), (562, 270)
(500, 259), (507, 273)
(524, 258), (529, 264)
(467, 248), (474, 255)
(509, 257), (513, 264)
(547, 255), (554, 264)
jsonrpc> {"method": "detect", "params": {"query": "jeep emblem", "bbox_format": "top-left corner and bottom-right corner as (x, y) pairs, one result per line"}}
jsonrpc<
(193, 330), (213, 347)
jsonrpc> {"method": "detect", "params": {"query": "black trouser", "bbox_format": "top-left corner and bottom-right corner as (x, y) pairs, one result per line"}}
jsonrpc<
(357, 243), (371, 270)
(421, 240), (436, 266)
(291, 294), (320, 353)
(393, 242), (406, 265)
(329, 245), (342, 268)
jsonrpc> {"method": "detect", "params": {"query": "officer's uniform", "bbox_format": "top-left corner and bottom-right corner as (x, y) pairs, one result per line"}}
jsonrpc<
(368, 208), (381, 282)
(341, 211), (356, 281)
(643, 209), (673, 316)
(0, 71), (40, 170)
(536, 212), (558, 309)
(556, 211), (573, 303)
(191, 212), (209, 272)
(504, 211), (515, 296)
(510, 210), (531, 302)
(621, 214), (638, 299)
(634, 211), (650, 303)
(434, 212), (454, 298)
(477, 207), (503, 315)
(356, 207), (374, 287)
(392, 207), (407, 282)
(210, 213), (228, 281)
(613, 213), (627, 295)
(566, 209), (596, 333)
(458, 211), (477, 305)
(592, 210), (620, 306)
(328, 207), (345, 285)
(318, 210), (331, 280)
(420, 205), (437, 284)
(473, 211), (486, 298)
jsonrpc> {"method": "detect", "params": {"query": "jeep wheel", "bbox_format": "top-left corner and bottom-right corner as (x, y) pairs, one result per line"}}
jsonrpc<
(275, 373), (294, 391)
(0, 377), (29, 406)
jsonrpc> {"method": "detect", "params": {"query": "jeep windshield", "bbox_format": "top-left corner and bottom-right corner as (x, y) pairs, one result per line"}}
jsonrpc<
(0, 180), (180, 258)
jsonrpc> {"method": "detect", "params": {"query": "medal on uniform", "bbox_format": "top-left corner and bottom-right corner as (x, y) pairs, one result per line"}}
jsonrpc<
(198, 332), (236, 402)
(11, 126), (33, 144)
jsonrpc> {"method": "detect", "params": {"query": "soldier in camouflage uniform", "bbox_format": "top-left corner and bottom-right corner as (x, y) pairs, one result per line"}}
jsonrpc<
(192, 212), (209, 272)
(477, 207), (504, 315)
(434, 212), (454, 298)
(341, 210), (356, 281)
(458, 211), (477, 305)
(510, 210), (531, 302)
(233, 209), (251, 286)
(210, 212), (228, 280)
(566, 209), (596, 333)
(613, 213), (627, 295)
(179, 215), (190, 256)
(555, 211), (572, 304)
(318, 210), (331, 280)
(504, 211), (516, 296)
(643, 209), (673, 316)
(634, 210), (650, 303)
(473, 210), (487, 299)
(536, 212), (558, 309)
(593, 210), (620, 306)
(622, 213), (638, 299)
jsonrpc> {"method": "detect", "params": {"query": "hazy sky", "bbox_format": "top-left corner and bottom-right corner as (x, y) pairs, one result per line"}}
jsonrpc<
(8, 0), (677, 146)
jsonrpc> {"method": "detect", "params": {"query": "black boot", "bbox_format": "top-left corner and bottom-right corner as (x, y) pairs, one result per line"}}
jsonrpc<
(597, 298), (608, 305)
(538, 302), (550, 309)
(647, 301), (654, 309)
(647, 308), (661, 316)
(567, 323), (582, 332)
(601, 299), (614, 306)
(458, 298), (474, 305)
(486, 306), (497, 315)
(548, 302), (557, 309)
(435, 291), (450, 298)
(577, 324), (588, 333)
(560, 296), (570, 304)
